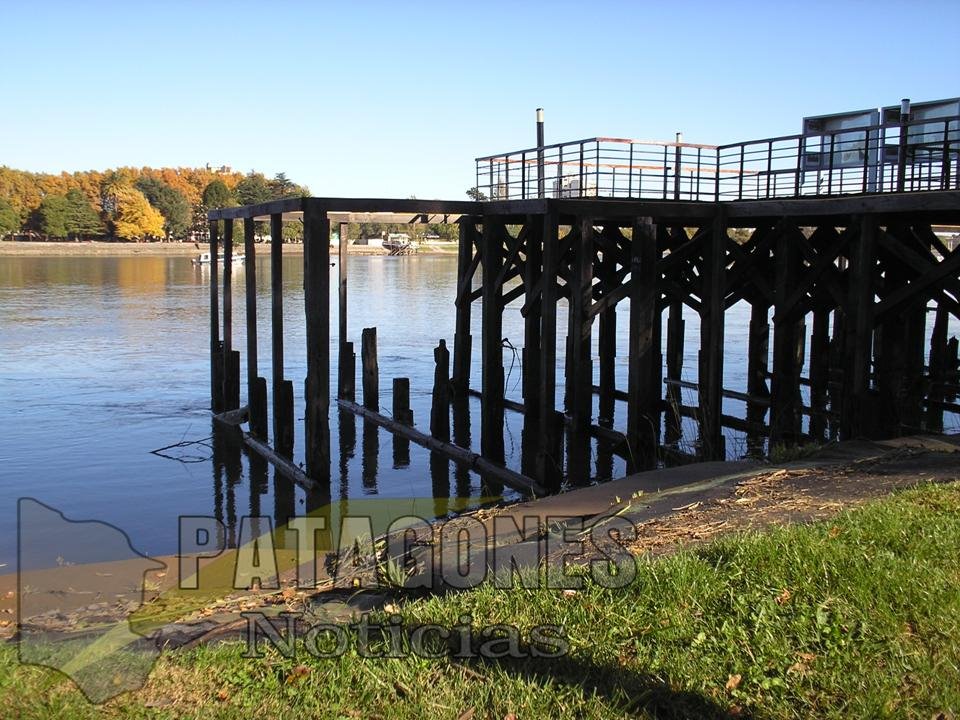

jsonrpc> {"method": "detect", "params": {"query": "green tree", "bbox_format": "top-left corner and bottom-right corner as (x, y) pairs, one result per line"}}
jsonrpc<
(0, 197), (19, 237)
(135, 177), (190, 239)
(202, 179), (235, 209)
(466, 186), (488, 201)
(235, 173), (273, 206)
(37, 195), (71, 238)
(64, 188), (104, 238)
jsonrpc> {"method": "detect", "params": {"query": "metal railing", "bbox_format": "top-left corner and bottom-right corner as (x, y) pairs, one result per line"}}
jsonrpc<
(475, 115), (959, 202)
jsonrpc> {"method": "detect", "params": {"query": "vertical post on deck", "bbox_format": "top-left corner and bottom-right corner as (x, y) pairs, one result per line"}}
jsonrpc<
(303, 201), (331, 479)
(770, 226), (804, 445)
(338, 221), (350, 399)
(841, 215), (876, 440)
(431, 339), (450, 441)
(452, 219), (474, 394)
(244, 218), (268, 439)
(537, 210), (562, 488)
(627, 217), (660, 470)
(209, 220), (223, 412)
(597, 296), (617, 428)
(480, 216), (504, 458)
(222, 219), (240, 411)
(664, 300), (684, 444)
(896, 98), (910, 192)
(699, 210), (726, 459)
(536, 108), (545, 199)
(522, 214), (543, 410)
(361, 327), (379, 411)
(568, 218), (594, 432)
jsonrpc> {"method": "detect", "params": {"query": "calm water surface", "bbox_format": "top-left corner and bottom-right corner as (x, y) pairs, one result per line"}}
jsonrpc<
(1, 253), (956, 568)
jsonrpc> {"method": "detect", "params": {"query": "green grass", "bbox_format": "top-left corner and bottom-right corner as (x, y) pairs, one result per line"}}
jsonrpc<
(4, 482), (960, 718)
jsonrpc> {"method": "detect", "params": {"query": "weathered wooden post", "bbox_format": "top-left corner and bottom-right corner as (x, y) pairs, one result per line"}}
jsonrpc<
(392, 377), (411, 467)
(522, 214), (543, 410)
(537, 211), (563, 488)
(567, 218), (594, 435)
(841, 215), (876, 440)
(222, 218), (241, 411)
(746, 300), (771, 450)
(303, 201), (331, 479)
(926, 305), (948, 431)
(770, 225), (804, 445)
(698, 208), (726, 459)
(361, 327), (379, 411)
(808, 307), (830, 441)
(338, 221), (350, 399)
(431, 339), (450, 441)
(664, 300), (684, 444)
(452, 219), (475, 395)
(209, 220), (223, 412)
(627, 217), (661, 470)
(480, 217), (504, 458)
(270, 213), (294, 456)
(244, 217), (268, 439)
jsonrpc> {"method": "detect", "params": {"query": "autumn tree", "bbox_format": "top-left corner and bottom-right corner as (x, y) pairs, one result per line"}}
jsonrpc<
(105, 184), (165, 241)
(135, 176), (190, 240)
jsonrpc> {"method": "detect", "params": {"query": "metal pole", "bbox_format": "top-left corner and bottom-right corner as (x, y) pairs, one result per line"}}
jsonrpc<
(536, 108), (545, 199)
(897, 98), (910, 192)
(673, 131), (683, 199)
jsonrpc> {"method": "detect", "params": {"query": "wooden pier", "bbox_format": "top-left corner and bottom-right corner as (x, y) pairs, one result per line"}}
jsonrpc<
(208, 112), (960, 496)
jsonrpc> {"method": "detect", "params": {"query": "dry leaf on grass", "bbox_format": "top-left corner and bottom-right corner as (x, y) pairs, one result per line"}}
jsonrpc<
(725, 673), (742, 691)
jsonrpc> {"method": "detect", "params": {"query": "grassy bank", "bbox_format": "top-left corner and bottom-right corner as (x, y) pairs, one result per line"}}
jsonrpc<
(3, 482), (959, 718)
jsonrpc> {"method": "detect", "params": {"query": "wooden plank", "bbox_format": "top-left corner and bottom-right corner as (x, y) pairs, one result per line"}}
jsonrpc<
(303, 204), (331, 478)
(338, 399), (544, 496)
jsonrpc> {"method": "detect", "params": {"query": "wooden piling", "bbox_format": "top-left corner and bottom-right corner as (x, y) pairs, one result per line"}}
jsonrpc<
(567, 218), (594, 436)
(770, 225), (804, 445)
(222, 219), (241, 411)
(392, 377), (411, 468)
(522, 214), (543, 409)
(431, 339), (450, 441)
(452, 219), (475, 395)
(270, 213), (287, 447)
(303, 202), (331, 479)
(244, 218), (268, 439)
(361, 327), (379, 411)
(341, 340), (356, 401)
(480, 217), (504, 458)
(926, 304), (948, 431)
(537, 212), (562, 489)
(338, 221), (350, 399)
(627, 217), (660, 469)
(841, 216), (876, 440)
(698, 210), (726, 459)
(746, 301), (771, 450)
(664, 300), (684, 444)
(209, 220), (223, 412)
(808, 307), (830, 441)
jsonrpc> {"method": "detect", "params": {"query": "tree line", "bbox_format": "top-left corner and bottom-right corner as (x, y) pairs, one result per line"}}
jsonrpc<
(0, 166), (308, 242)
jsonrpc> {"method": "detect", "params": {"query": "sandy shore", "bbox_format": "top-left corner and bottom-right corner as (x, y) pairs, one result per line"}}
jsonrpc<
(0, 241), (459, 257)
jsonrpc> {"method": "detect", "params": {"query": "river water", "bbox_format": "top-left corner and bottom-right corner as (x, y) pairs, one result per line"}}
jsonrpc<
(1, 253), (956, 568)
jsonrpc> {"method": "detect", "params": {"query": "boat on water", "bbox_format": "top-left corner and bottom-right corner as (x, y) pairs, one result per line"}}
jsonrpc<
(192, 252), (245, 266)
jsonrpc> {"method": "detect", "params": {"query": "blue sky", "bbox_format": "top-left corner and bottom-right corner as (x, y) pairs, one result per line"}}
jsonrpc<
(1, 0), (957, 198)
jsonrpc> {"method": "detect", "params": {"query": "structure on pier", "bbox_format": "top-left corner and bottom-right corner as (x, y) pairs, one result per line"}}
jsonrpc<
(208, 102), (960, 495)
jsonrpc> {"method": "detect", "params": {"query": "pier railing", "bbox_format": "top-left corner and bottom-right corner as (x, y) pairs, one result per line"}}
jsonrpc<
(475, 115), (959, 202)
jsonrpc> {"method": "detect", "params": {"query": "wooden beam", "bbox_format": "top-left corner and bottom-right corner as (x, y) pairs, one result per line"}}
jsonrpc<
(303, 203), (331, 478)
(244, 217), (267, 439)
(627, 216), (660, 469)
(537, 211), (563, 489)
(209, 221), (222, 412)
(698, 207), (727, 459)
(452, 220), (477, 394)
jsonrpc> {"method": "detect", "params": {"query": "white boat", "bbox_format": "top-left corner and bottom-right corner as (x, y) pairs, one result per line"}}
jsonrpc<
(192, 252), (245, 266)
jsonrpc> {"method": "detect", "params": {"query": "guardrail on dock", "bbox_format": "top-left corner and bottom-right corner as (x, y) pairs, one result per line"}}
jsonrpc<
(475, 115), (959, 202)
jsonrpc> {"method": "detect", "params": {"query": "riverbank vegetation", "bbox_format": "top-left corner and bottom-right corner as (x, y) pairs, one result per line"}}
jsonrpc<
(0, 166), (309, 243)
(2, 482), (958, 718)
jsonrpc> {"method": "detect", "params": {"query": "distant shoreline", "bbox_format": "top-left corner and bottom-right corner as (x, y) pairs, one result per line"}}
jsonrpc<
(0, 241), (458, 257)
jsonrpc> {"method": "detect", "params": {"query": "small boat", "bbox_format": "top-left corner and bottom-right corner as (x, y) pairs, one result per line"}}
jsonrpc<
(192, 252), (245, 266)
